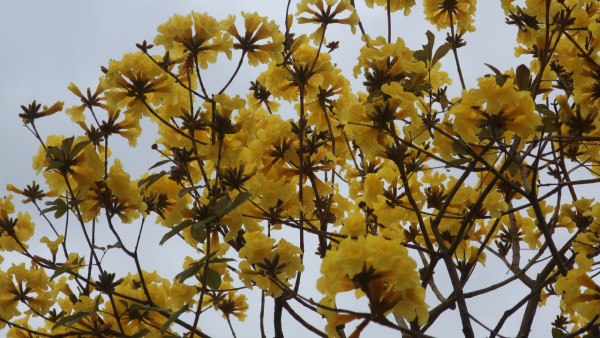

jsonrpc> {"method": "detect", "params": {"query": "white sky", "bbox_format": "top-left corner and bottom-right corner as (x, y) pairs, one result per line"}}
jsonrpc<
(0, 1), (560, 337)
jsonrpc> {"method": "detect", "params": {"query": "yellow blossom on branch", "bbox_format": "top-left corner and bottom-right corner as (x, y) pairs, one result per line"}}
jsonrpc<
(222, 12), (285, 66)
(423, 0), (477, 33)
(296, 0), (358, 44)
(317, 235), (428, 332)
(154, 12), (233, 68)
(450, 76), (541, 144)
(364, 0), (416, 15)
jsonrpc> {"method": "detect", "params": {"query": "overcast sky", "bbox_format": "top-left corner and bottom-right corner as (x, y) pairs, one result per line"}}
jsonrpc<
(0, 1), (557, 337)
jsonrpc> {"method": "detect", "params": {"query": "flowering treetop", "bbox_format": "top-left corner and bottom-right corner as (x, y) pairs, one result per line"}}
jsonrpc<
(2, 0), (600, 337)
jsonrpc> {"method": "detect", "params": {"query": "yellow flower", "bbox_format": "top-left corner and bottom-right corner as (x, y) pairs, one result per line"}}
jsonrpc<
(109, 271), (172, 334)
(154, 12), (233, 69)
(521, 0), (562, 22)
(247, 77), (281, 113)
(170, 281), (196, 309)
(0, 270), (21, 323)
(6, 314), (34, 337)
(238, 231), (276, 263)
(0, 196), (35, 252)
(0, 264), (55, 319)
(518, 211), (542, 249)
(216, 292), (249, 321)
(558, 198), (595, 233)
(555, 247), (600, 321)
(99, 109), (142, 147)
(354, 35), (427, 91)
(335, 93), (389, 156)
(6, 182), (57, 204)
(141, 174), (189, 228)
(58, 253), (86, 278)
(422, 171), (447, 186)
(32, 135), (104, 197)
(40, 235), (64, 257)
(238, 233), (303, 297)
(557, 95), (599, 138)
(263, 41), (334, 101)
(106, 159), (147, 223)
(364, 0), (416, 15)
(451, 76), (541, 144)
(66, 82), (105, 123)
(340, 211), (367, 236)
(482, 190), (508, 219)
(378, 82), (420, 122)
(248, 173), (295, 210)
(222, 12), (284, 66)
(423, 0), (477, 34)
(318, 235), (428, 328)
(102, 52), (179, 120)
(72, 295), (102, 313)
(363, 173), (384, 203)
(296, 0), (358, 44)
(19, 100), (63, 125)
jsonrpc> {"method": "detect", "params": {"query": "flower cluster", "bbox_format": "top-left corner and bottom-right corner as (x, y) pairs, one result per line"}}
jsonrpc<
(5, 0), (600, 337)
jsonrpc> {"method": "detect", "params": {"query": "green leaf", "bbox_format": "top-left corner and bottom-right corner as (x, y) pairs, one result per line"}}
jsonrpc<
(159, 219), (195, 245)
(129, 303), (171, 313)
(175, 251), (218, 283)
(52, 297), (99, 330)
(178, 185), (201, 198)
(484, 63), (503, 77)
(205, 268), (222, 289)
(70, 139), (91, 158)
(231, 191), (251, 209)
(190, 222), (207, 242)
(160, 304), (190, 333)
(536, 104), (559, 132)
(107, 242), (123, 250)
(515, 64), (530, 91)
(42, 198), (69, 219)
(148, 159), (170, 171)
(552, 328), (567, 338)
(484, 63), (510, 86)
(209, 258), (236, 263)
(423, 30), (435, 61)
(52, 311), (90, 330)
(138, 171), (167, 189)
(46, 146), (64, 161)
(366, 89), (383, 103)
(50, 266), (73, 280)
(68, 197), (85, 207)
(540, 117), (559, 132)
(46, 160), (66, 171)
(536, 104), (555, 118)
(175, 261), (203, 283)
(451, 142), (470, 156)
(414, 30), (435, 63)
(131, 329), (152, 338)
(60, 136), (75, 155)
(508, 161), (519, 176)
(449, 157), (471, 166)
(432, 43), (451, 66)
(214, 192), (251, 218)
(213, 196), (233, 217)
(413, 50), (428, 63)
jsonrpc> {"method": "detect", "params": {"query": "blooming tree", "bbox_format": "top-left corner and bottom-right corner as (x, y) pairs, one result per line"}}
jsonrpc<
(2, 0), (600, 337)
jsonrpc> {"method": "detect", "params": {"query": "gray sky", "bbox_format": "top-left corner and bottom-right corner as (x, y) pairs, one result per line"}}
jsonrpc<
(0, 1), (557, 337)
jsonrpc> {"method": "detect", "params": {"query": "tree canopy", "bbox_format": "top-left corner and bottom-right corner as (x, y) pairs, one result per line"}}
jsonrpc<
(2, 1), (600, 337)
